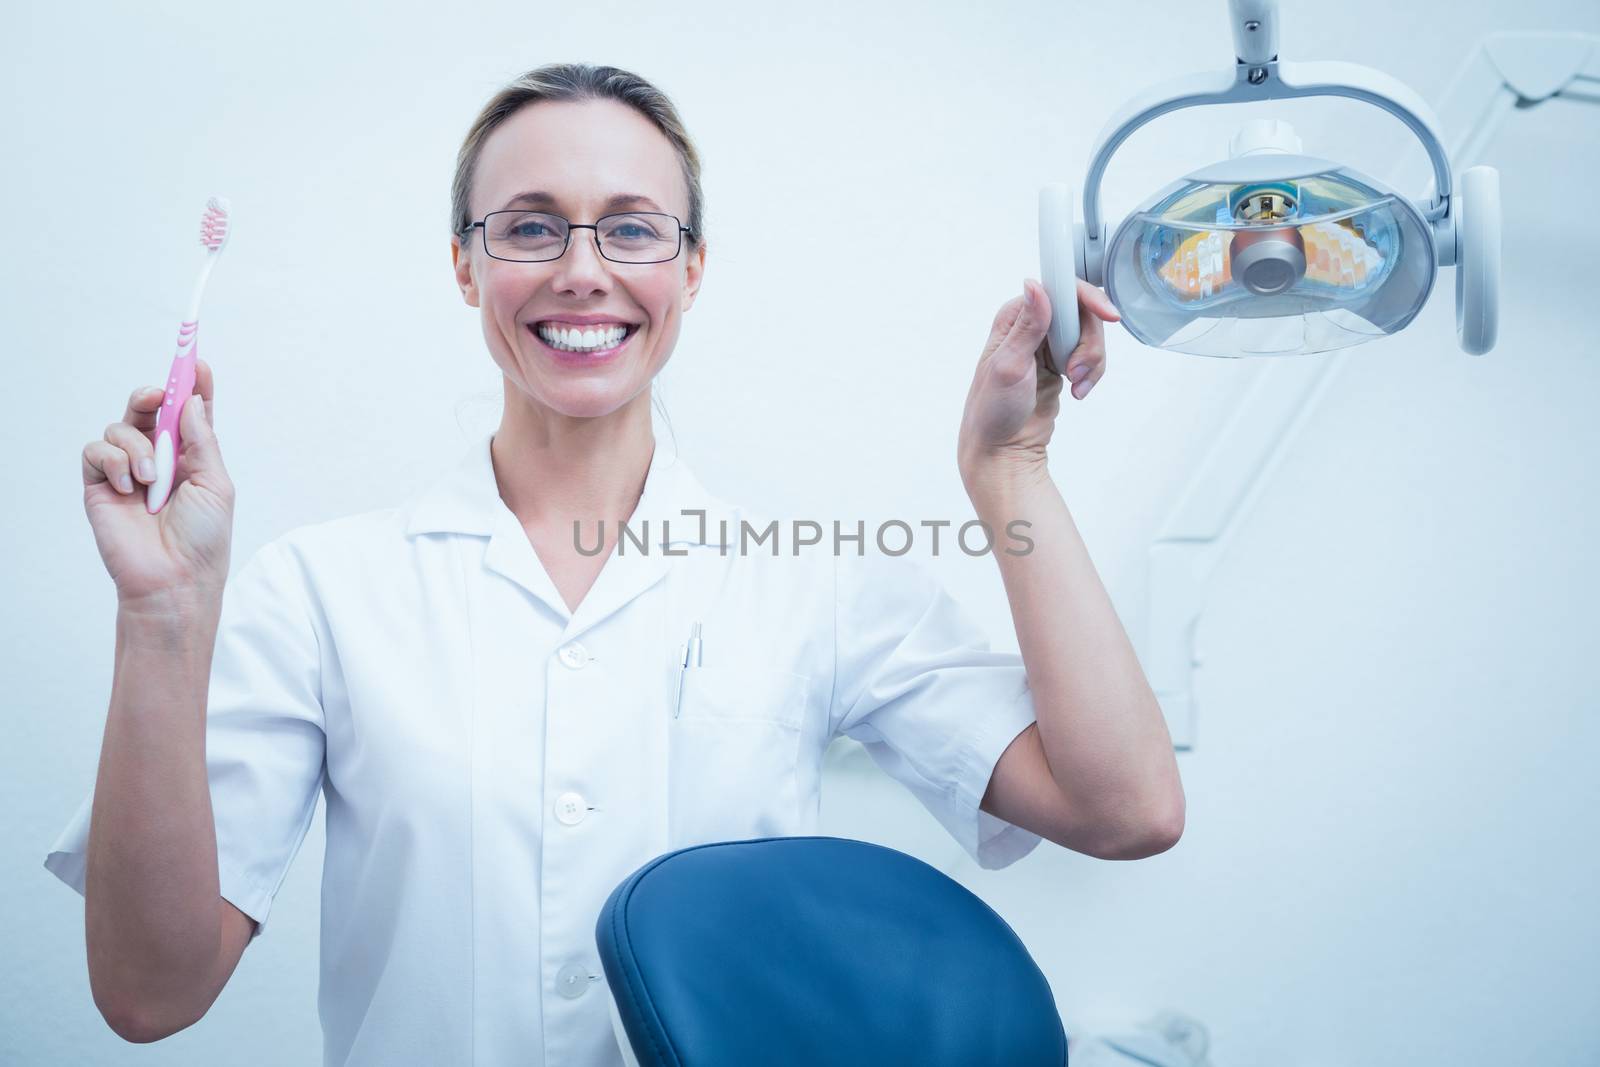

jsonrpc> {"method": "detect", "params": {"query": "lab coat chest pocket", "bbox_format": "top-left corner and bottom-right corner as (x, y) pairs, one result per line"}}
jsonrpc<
(667, 663), (810, 848)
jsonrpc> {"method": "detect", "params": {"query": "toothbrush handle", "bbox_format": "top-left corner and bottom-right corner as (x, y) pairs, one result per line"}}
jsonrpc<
(145, 320), (199, 514)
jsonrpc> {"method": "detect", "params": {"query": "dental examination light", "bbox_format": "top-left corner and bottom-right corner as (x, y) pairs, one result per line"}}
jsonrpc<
(1136, 27), (1598, 750)
(1038, 0), (1502, 367)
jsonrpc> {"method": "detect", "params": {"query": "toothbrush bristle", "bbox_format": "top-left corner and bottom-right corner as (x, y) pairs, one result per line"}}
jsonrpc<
(199, 195), (231, 250)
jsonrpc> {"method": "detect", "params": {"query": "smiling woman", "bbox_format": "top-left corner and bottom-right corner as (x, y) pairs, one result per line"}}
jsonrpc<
(49, 58), (1130, 1067)
(443, 66), (721, 620)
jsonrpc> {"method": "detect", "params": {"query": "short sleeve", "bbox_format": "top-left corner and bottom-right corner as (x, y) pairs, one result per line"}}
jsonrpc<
(43, 536), (328, 940)
(828, 551), (1043, 870)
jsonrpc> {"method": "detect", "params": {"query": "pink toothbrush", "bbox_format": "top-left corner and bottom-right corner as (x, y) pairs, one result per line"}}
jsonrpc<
(147, 195), (232, 514)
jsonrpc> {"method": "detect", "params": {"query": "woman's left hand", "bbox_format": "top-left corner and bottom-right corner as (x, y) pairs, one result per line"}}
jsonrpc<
(957, 276), (1121, 485)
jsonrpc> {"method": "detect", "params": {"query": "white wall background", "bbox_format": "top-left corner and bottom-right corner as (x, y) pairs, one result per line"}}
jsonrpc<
(5, 0), (1598, 1063)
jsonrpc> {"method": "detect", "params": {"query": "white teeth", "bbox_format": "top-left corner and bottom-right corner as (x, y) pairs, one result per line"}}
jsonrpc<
(535, 322), (629, 351)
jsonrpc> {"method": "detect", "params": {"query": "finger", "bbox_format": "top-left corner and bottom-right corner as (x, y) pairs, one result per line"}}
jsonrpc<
(1066, 332), (1106, 391)
(83, 439), (136, 494)
(1064, 313), (1106, 379)
(180, 387), (219, 471)
(1078, 309), (1107, 349)
(194, 358), (214, 425)
(991, 280), (1052, 381)
(980, 296), (1026, 368)
(1072, 355), (1107, 400)
(1068, 300), (1107, 371)
(1018, 278), (1054, 338)
(123, 384), (166, 428)
(1000, 278), (1049, 352)
(1064, 344), (1103, 384)
(1076, 278), (1121, 322)
(989, 329), (1039, 387)
(105, 421), (159, 484)
(1071, 301), (1107, 366)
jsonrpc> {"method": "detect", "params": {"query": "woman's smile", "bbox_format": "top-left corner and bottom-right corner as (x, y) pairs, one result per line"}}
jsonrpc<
(527, 320), (639, 366)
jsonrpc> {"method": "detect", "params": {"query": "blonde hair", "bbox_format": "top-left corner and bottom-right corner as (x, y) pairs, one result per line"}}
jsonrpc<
(451, 63), (706, 253)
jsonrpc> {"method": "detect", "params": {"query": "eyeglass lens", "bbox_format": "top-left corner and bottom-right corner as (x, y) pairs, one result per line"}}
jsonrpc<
(483, 210), (682, 263)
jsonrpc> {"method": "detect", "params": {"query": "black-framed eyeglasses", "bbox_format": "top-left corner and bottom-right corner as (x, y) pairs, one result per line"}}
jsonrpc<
(465, 210), (692, 264)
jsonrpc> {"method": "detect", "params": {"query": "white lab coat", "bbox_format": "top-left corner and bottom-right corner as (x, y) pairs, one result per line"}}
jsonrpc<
(44, 430), (1043, 1066)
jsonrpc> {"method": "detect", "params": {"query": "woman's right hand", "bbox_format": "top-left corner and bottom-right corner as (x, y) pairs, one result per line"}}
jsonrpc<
(81, 358), (236, 606)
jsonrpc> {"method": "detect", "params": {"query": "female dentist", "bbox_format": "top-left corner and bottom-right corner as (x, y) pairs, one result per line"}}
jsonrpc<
(49, 63), (1184, 1067)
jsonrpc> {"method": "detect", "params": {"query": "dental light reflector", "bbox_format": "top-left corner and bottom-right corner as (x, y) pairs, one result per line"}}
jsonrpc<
(1035, 0), (1502, 371)
(1104, 155), (1435, 357)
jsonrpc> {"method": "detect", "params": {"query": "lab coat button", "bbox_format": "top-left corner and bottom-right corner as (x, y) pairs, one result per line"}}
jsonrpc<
(556, 961), (596, 999)
(557, 642), (588, 669)
(555, 791), (588, 825)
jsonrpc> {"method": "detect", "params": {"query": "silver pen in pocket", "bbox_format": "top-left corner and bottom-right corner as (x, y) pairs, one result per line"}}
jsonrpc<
(673, 622), (703, 719)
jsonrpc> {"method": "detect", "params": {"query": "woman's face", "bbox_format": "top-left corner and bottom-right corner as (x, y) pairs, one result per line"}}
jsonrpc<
(451, 97), (705, 421)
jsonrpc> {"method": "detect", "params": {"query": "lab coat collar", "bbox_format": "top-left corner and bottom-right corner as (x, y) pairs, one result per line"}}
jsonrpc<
(402, 430), (734, 633)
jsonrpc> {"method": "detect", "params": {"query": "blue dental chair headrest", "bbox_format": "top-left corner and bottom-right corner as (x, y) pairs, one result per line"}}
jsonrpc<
(595, 835), (1068, 1066)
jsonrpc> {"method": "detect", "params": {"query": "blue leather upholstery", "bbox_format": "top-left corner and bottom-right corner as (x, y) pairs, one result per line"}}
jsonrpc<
(596, 835), (1067, 1066)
